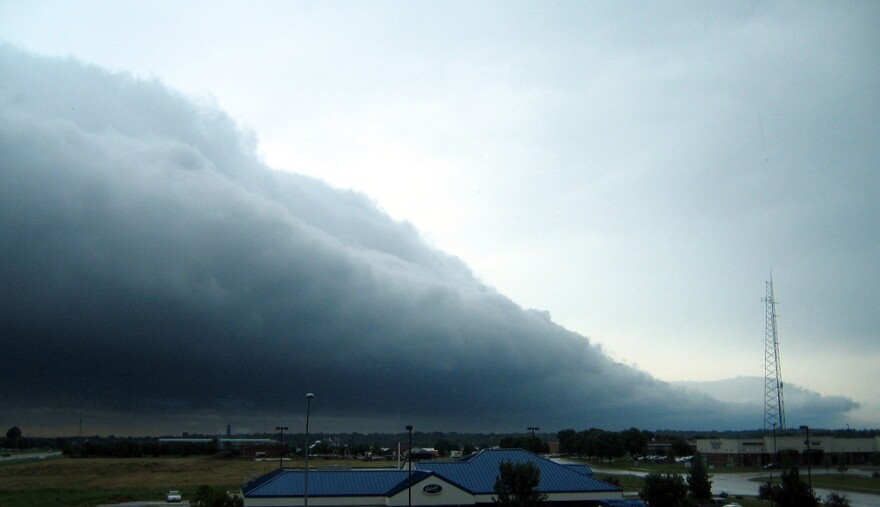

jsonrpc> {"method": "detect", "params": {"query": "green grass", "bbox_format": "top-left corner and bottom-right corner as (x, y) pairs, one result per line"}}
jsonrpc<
(0, 487), (166, 507)
(752, 472), (880, 495)
(3, 455), (875, 507)
(0, 455), (392, 507)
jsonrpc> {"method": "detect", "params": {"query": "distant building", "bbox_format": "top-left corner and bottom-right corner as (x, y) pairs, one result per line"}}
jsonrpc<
(696, 435), (880, 468)
(242, 448), (622, 506)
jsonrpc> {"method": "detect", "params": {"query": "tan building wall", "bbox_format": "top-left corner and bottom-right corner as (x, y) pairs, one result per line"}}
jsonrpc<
(696, 435), (879, 468)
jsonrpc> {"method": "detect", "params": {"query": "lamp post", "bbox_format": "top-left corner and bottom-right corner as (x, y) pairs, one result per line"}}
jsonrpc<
(406, 425), (413, 507)
(276, 426), (288, 470)
(799, 425), (812, 492)
(304, 393), (315, 507)
(770, 422), (777, 507)
(771, 422), (778, 463)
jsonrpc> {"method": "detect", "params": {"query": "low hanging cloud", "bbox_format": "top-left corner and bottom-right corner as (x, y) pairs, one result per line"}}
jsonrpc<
(674, 377), (860, 429)
(0, 46), (859, 435)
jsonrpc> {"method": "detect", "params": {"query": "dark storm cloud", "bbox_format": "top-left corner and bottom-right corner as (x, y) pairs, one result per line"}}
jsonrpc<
(0, 46), (857, 434)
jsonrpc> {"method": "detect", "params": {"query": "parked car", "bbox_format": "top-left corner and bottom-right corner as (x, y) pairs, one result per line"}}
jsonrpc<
(166, 490), (182, 503)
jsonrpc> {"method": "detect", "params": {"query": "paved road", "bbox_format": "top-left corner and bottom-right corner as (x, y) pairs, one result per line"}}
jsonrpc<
(592, 466), (880, 507)
(96, 502), (190, 507)
(711, 471), (880, 507)
(0, 451), (63, 461)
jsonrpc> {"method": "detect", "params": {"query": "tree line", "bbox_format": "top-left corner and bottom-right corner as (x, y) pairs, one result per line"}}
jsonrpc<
(556, 427), (691, 462)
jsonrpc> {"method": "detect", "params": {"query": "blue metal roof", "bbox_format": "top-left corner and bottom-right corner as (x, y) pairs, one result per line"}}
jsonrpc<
(413, 449), (618, 494)
(243, 449), (619, 499)
(563, 463), (596, 476)
(243, 468), (431, 498)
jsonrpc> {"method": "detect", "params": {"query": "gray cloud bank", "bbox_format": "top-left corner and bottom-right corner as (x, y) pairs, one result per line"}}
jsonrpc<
(675, 377), (860, 429)
(0, 46), (859, 435)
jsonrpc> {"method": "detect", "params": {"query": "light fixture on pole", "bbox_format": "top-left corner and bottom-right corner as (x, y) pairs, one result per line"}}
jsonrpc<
(304, 393), (315, 507)
(406, 425), (413, 507)
(275, 426), (288, 470)
(770, 422), (777, 507)
(800, 425), (812, 491)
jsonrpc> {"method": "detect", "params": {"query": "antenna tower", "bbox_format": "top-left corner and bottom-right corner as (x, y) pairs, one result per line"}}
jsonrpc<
(763, 275), (786, 431)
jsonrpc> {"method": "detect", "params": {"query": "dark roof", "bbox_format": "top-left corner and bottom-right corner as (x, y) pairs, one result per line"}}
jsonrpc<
(413, 449), (618, 494)
(243, 468), (431, 498)
(243, 449), (619, 499)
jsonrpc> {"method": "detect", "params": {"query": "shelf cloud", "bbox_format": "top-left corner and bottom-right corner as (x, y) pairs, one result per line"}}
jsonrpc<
(0, 46), (859, 435)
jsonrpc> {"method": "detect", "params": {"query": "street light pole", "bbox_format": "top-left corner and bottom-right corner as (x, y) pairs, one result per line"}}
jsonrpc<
(770, 422), (777, 507)
(305, 393), (315, 507)
(276, 426), (288, 470)
(771, 422), (777, 463)
(406, 425), (413, 507)
(800, 425), (812, 492)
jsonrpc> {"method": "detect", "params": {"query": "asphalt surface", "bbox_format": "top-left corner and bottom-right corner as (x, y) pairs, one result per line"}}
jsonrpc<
(96, 502), (190, 507)
(591, 466), (880, 507)
(0, 451), (63, 461)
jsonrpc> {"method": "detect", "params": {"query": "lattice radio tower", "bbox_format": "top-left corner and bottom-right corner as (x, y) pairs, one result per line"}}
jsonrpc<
(763, 275), (786, 431)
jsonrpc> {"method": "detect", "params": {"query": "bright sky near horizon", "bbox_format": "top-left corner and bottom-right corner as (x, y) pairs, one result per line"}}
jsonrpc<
(1, 1), (878, 428)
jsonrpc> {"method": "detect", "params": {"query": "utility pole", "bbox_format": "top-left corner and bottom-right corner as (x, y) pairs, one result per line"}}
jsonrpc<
(800, 425), (813, 492)
(406, 425), (413, 507)
(275, 426), (288, 470)
(304, 393), (314, 507)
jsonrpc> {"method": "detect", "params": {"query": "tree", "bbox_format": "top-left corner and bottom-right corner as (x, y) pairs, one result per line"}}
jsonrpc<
(192, 484), (243, 507)
(556, 429), (577, 454)
(6, 426), (21, 450)
(758, 479), (780, 502)
(824, 492), (851, 507)
(669, 437), (692, 458)
(596, 431), (623, 464)
(619, 428), (649, 459)
(686, 455), (712, 501)
(493, 460), (548, 507)
(640, 473), (689, 507)
(434, 439), (459, 456)
(498, 436), (549, 455)
(759, 467), (819, 507)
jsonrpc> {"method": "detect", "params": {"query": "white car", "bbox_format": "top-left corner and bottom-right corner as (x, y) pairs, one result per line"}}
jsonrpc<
(166, 490), (182, 503)
(722, 504), (742, 507)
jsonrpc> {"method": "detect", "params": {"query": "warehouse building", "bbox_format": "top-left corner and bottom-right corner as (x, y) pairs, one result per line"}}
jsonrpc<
(241, 448), (623, 507)
(695, 435), (880, 468)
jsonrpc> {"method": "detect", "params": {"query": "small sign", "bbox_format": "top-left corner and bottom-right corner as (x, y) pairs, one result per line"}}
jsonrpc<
(422, 484), (443, 495)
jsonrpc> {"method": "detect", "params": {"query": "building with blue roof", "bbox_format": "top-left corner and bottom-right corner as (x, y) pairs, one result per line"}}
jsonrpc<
(242, 448), (622, 507)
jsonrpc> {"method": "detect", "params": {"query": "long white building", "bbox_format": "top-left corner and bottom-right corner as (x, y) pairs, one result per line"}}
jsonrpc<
(695, 435), (880, 468)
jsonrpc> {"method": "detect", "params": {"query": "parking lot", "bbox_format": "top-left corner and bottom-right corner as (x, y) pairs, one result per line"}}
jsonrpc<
(96, 502), (190, 507)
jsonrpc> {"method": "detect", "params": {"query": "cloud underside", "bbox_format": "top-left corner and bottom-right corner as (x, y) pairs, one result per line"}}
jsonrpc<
(675, 377), (860, 429)
(0, 47), (858, 433)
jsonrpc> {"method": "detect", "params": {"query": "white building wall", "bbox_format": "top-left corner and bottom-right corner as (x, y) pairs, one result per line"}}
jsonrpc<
(387, 477), (475, 506)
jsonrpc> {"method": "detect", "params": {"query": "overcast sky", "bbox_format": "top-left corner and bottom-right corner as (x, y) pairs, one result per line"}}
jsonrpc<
(1, 1), (877, 435)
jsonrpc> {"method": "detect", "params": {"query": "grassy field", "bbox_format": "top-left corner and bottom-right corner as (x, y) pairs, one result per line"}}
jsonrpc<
(2, 455), (876, 507)
(0, 455), (394, 507)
